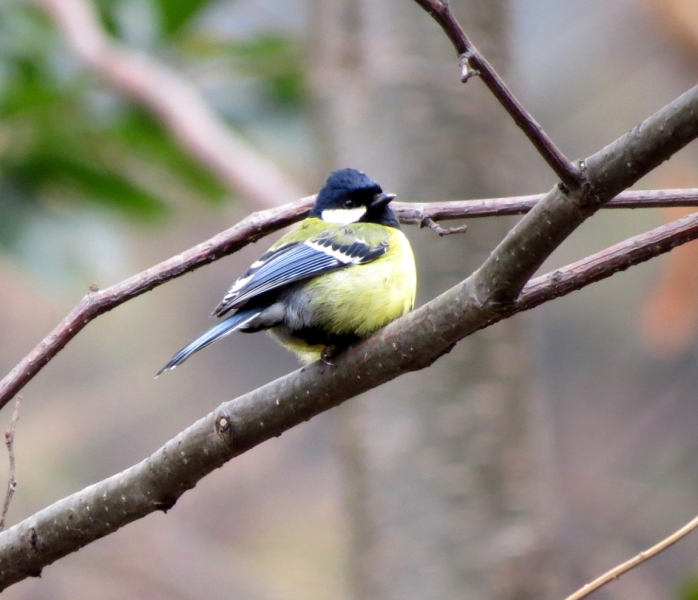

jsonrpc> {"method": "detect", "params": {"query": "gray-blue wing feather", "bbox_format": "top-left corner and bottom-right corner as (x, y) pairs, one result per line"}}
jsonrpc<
(159, 234), (389, 374)
(213, 237), (387, 317)
(157, 308), (263, 375)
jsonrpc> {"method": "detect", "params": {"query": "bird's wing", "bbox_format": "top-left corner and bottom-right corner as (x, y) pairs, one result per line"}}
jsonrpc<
(213, 231), (388, 317)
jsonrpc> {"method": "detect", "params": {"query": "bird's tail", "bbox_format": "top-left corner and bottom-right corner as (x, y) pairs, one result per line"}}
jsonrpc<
(156, 308), (261, 376)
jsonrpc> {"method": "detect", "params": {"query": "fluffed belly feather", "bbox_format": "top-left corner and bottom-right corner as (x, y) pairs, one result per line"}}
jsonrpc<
(269, 233), (416, 362)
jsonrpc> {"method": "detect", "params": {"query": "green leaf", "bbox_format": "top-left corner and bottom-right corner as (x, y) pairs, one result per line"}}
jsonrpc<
(182, 34), (307, 108)
(678, 575), (698, 600)
(93, 0), (215, 38)
(111, 107), (227, 201)
(267, 72), (305, 107)
(154, 0), (213, 36)
(7, 151), (168, 220)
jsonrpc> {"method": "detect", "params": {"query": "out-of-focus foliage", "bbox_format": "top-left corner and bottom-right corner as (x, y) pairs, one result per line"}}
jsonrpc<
(0, 0), (306, 253)
(678, 575), (698, 600)
(0, 2), (216, 243)
(95, 0), (214, 39)
(184, 34), (306, 108)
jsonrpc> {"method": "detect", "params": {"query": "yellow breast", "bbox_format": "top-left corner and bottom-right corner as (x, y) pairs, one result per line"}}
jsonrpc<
(270, 226), (416, 363)
(308, 228), (416, 337)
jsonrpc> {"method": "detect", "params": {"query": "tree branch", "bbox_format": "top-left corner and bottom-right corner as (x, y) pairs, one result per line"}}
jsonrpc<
(0, 198), (313, 413)
(515, 209), (698, 313)
(412, 0), (581, 188)
(474, 85), (698, 305)
(2, 207), (698, 589)
(2, 187), (697, 413)
(5, 0), (696, 592)
(30, 0), (306, 207)
(0, 397), (21, 533)
(397, 187), (698, 223)
(563, 512), (698, 600)
(1, 80), (698, 588)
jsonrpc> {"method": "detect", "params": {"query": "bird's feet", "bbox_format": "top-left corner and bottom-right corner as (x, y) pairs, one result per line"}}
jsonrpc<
(320, 345), (340, 365)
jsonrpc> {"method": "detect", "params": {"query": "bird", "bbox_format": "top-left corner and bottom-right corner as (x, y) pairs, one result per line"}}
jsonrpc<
(157, 168), (416, 374)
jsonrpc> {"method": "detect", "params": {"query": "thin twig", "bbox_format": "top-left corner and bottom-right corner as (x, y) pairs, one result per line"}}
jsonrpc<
(1, 188), (698, 413)
(0, 396), (22, 532)
(412, 0), (581, 188)
(420, 217), (468, 236)
(0, 197), (312, 412)
(398, 188), (698, 224)
(563, 513), (698, 600)
(31, 0), (305, 207)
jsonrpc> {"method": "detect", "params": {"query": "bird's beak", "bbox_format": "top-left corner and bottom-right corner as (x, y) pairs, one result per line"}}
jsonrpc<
(371, 192), (396, 209)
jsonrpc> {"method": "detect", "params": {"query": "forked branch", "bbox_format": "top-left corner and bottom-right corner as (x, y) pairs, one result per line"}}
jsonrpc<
(1, 208), (698, 589)
(0, 76), (698, 589)
(412, 0), (581, 188)
(1, 188), (697, 412)
(3, 1), (698, 590)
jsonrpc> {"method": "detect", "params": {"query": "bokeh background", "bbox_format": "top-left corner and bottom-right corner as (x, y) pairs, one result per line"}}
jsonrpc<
(2, 0), (698, 598)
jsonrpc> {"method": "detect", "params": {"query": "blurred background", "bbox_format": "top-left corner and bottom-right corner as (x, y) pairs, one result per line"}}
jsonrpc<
(2, 0), (698, 598)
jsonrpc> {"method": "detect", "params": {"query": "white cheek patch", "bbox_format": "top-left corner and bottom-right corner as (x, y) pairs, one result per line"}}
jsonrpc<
(321, 206), (367, 224)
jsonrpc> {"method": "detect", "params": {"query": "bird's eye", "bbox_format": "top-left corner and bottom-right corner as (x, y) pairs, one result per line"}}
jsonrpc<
(344, 199), (355, 208)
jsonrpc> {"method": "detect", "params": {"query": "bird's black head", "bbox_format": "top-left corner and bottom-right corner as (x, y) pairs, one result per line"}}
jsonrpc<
(310, 168), (400, 228)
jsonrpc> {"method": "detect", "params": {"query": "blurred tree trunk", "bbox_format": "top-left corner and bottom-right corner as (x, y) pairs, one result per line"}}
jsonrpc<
(309, 1), (563, 598)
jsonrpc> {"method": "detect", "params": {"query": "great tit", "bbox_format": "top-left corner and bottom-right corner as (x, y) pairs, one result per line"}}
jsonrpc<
(158, 168), (416, 373)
